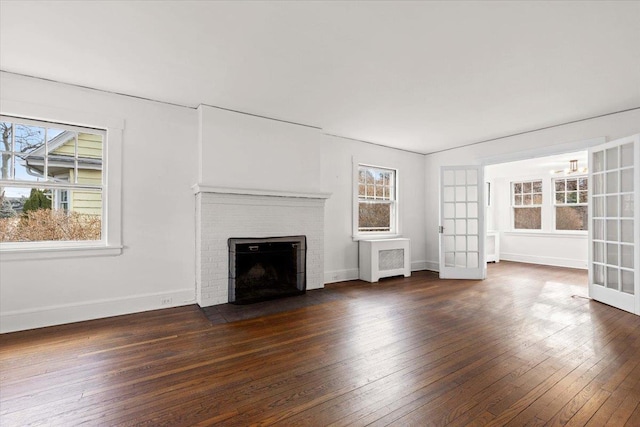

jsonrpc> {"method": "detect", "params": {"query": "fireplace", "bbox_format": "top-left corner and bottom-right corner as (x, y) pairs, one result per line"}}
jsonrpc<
(228, 236), (306, 304)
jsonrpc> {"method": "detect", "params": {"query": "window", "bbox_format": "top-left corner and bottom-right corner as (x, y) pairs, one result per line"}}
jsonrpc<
(0, 116), (104, 244)
(512, 180), (542, 229)
(356, 164), (397, 235)
(554, 177), (588, 231)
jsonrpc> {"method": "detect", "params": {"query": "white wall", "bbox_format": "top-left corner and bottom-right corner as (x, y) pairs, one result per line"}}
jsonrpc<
(0, 73), (428, 332)
(424, 109), (640, 270)
(0, 72), (199, 333)
(485, 153), (589, 269)
(322, 136), (427, 282)
(198, 105), (323, 193)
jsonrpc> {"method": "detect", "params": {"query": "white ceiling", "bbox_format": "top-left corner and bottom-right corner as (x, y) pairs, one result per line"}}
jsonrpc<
(1, 1), (639, 154)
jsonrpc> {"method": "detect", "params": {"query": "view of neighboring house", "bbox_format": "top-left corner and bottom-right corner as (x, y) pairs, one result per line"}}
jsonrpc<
(21, 130), (102, 215)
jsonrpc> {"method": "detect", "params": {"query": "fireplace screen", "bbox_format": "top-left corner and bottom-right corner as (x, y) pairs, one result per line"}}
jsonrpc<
(228, 236), (306, 304)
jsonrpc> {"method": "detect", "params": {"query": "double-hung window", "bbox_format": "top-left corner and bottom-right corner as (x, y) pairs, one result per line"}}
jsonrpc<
(554, 176), (588, 231)
(356, 164), (397, 235)
(0, 116), (105, 245)
(512, 180), (543, 230)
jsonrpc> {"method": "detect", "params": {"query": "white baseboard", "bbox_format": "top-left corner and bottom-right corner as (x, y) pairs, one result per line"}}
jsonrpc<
(424, 260), (439, 272)
(500, 253), (588, 270)
(0, 288), (196, 334)
(411, 260), (430, 272)
(324, 261), (434, 284)
(324, 268), (359, 284)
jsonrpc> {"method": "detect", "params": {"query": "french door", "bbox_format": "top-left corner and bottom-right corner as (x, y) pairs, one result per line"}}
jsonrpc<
(589, 134), (640, 315)
(439, 166), (486, 279)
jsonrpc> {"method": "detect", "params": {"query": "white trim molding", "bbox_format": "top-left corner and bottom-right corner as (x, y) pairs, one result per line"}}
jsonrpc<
(0, 288), (195, 334)
(192, 184), (331, 200)
(0, 99), (124, 261)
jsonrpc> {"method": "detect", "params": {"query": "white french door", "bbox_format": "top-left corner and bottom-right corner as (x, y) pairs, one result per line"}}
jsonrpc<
(439, 166), (486, 280)
(589, 134), (640, 315)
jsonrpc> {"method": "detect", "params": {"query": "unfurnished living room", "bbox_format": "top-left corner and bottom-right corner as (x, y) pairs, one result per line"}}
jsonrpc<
(0, 1), (639, 426)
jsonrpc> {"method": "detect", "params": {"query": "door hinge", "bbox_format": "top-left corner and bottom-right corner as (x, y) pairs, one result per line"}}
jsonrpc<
(439, 226), (444, 234)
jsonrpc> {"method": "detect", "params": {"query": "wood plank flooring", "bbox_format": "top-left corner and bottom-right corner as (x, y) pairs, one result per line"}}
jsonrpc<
(1, 262), (640, 426)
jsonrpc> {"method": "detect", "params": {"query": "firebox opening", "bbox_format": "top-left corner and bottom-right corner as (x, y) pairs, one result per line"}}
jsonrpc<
(228, 236), (306, 304)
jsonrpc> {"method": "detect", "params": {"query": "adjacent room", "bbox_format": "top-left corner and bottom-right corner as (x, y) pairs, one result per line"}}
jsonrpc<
(1, 1), (639, 425)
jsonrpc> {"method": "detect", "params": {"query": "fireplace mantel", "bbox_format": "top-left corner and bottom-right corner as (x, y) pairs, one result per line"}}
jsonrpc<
(192, 184), (331, 200)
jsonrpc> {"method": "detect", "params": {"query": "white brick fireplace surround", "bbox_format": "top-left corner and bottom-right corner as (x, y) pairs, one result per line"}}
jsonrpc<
(193, 186), (330, 307)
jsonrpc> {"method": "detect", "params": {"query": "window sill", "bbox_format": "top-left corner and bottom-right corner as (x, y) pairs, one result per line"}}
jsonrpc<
(0, 245), (123, 261)
(503, 231), (587, 239)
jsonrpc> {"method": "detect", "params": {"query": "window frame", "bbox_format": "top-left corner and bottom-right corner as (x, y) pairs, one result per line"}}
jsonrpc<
(511, 179), (543, 230)
(552, 175), (589, 233)
(0, 101), (123, 260)
(352, 160), (399, 240)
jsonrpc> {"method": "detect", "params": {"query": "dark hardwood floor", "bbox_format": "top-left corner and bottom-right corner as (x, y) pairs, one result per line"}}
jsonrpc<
(1, 262), (639, 426)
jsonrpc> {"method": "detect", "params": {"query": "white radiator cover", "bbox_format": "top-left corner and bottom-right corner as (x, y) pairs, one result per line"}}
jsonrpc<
(359, 238), (411, 283)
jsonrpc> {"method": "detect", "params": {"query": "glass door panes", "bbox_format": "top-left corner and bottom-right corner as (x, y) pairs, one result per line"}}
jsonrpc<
(440, 166), (485, 280)
(590, 135), (639, 315)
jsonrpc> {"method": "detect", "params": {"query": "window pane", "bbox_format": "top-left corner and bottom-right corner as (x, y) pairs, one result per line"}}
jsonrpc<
(466, 169), (477, 185)
(555, 192), (565, 204)
(621, 194), (634, 218)
(578, 178), (588, 190)
(621, 169), (633, 193)
(523, 194), (532, 205)
(47, 130), (77, 183)
(532, 181), (542, 193)
(607, 195), (618, 217)
(14, 124), (45, 153)
(555, 180), (565, 192)
(620, 143), (634, 168)
(14, 153), (45, 182)
(513, 182), (522, 194)
(523, 182), (532, 193)
(594, 242), (604, 263)
(621, 270), (634, 294)
(593, 219), (604, 240)
(0, 186), (101, 242)
(566, 179), (577, 191)
(593, 150), (604, 173)
(566, 192), (577, 204)
(0, 122), (14, 152)
(0, 151), (13, 179)
(606, 171), (618, 193)
(621, 220), (633, 243)
(606, 147), (618, 170)
(443, 170), (455, 186)
(579, 191), (588, 203)
(514, 195), (522, 206)
(467, 186), (478, 202)
(514, 207), (541, 229)
(0, 118), (106, 246)
(594, 264), (605, 286)
(607, 267), (619, 289)
(621, 245), (633, 269)
(593, 173), (603, 195)
(556, 206), (588, 231)
(593, 196), (604, 217)
(365, 170), (374, 185)
(358, 202), (391, 232)
(533, 194), (542, 205)
(468, 219), (478, 235)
